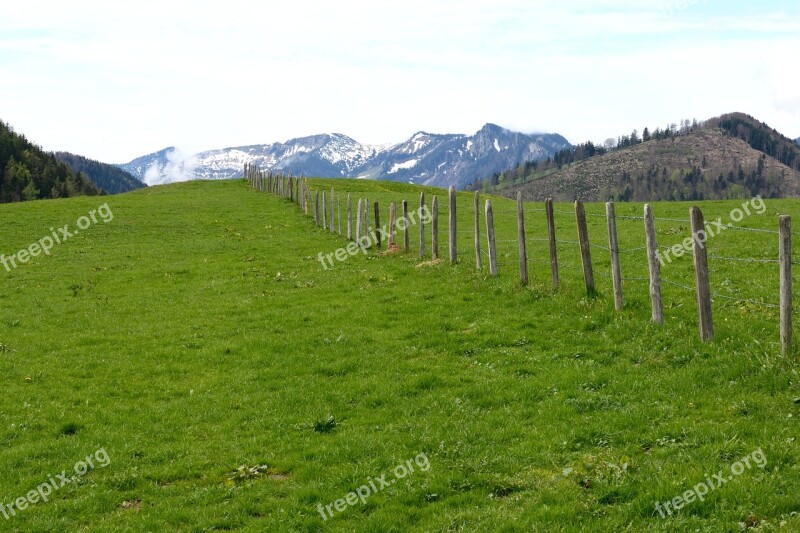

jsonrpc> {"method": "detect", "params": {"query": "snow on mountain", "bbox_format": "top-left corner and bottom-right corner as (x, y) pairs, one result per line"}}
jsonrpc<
(119, 124), (571, 189)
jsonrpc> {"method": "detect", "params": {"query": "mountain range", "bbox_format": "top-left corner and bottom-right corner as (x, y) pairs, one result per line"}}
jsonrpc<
(119, 124), (571, 190)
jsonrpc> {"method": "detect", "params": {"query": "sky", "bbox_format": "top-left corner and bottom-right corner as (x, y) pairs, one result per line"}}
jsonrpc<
(1, 0), (798, 164)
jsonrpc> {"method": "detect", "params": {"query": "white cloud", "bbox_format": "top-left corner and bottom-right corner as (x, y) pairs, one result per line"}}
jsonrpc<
(1, 0), (798, 162)
(143, 148), (198, 185)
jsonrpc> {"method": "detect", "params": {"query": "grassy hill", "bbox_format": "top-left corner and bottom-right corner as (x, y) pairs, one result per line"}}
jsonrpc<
(1, 178), (798, 530)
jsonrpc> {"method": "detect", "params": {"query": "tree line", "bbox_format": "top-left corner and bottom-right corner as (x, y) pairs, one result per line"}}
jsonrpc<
(0, 120), (101, 203)
(467, 119), (703, 192)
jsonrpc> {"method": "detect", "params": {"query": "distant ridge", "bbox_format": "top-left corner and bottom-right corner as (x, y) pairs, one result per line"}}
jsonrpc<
(119, 125), (571, 189)
(0, 119), (100, 202)
(496, 112), (800, 202)
(55, 152), (145, 194)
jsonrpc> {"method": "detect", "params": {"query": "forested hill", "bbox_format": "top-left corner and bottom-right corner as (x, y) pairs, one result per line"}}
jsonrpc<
(55, 151), (145, 194)
(0, 120), (100, 203)
(482, 113), (800, 202)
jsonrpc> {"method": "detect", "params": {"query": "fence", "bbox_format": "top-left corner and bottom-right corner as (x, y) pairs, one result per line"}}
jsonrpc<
(244, 163), (795, 355)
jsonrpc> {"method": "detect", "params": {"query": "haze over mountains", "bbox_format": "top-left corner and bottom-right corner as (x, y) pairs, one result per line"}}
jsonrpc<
(119, 124), (571, 190)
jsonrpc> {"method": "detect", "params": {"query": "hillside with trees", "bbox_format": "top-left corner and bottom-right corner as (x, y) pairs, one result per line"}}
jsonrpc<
(0, 120), (100, 203)
(55, 151), (145, 194)
(475, 113), (800, 202)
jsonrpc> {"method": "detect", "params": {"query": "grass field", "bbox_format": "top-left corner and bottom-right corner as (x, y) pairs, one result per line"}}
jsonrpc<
(1, 178), (798, 531)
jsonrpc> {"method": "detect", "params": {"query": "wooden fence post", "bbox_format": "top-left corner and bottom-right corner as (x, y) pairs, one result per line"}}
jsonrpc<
(780, 215), (792, 355)
(338, 197), (342, 235)
(314, 190), (320, 226)
(322, 191), (328, 230)
(485, 199), (498, 276)
(347, 194), (352, 240)
(690, 206), (713, 341)
(402, 200), (409, 252)
(432, 196), (439, 260)
(606, 201), (623, 310)
(474, 191), (482, 270)
(419, 192), (426, 258)
(449, 186), (457, 264)
(545, 198), (559, 288)
(364, 197), (370, 248)
(374, 201), (382, 249)
(517, 192), (528, 285)
(574, 200), (595, 295)
(356, 199), (363, 242)
(330, 189), (335, 234)
(644, 204), (663, 324)
(389, 202), (397, 245)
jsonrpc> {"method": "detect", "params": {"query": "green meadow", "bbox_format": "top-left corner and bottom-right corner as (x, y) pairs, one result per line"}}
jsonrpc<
(1, 178), (798, 531)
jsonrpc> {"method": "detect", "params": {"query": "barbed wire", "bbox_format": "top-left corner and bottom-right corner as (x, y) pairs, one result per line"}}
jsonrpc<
(660, 277), (696, 292)
(708, 254), (779, 264)
(619, 246), (649, 254)
(621, 276), (650, 283)
(652, 217), (691, 224)
(723, 225), (778, 235)
(710, 292), (780, 308)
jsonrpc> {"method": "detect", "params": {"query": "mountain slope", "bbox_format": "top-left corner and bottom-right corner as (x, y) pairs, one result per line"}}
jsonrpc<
(504, 128), (800, 202)
(499, 114), (800, 202)
(55, 151), (145, 194)
(120, 125), (570, 189)
(0, 120), (100, 202)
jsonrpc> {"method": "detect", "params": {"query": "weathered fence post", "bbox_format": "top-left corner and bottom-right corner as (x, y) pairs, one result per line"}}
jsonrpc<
(780, 215), (792, 355)
(330, 189), (335, 234)
(389, 202), (397, 245)
(356, 198), (363, 242)
(606, 201), (623, 310)
(474, 191), (482, 270)
(374, 201), (382, 249)
(517, 192), (528, 285)
(449, 186), (457, 264)
(644, 204), (663, 324)
(690, 206), (713, 341)
(347, 194), (352, 240)
(314, 190), (320, 226)
(419, 192), (426, 258)
(485, 199), (498, 276)
(402, 200), (410, 252)
(575, 200), (595, 295)
(338, 197), (342, 236)
(432, 196), (439, 260)
(545, 198), (559, 288)
(322, 191), (328, 230)
(364, 197), (370, 248)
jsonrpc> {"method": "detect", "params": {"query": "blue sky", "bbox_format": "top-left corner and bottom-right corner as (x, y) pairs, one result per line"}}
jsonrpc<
(1, 0), (798, 163)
